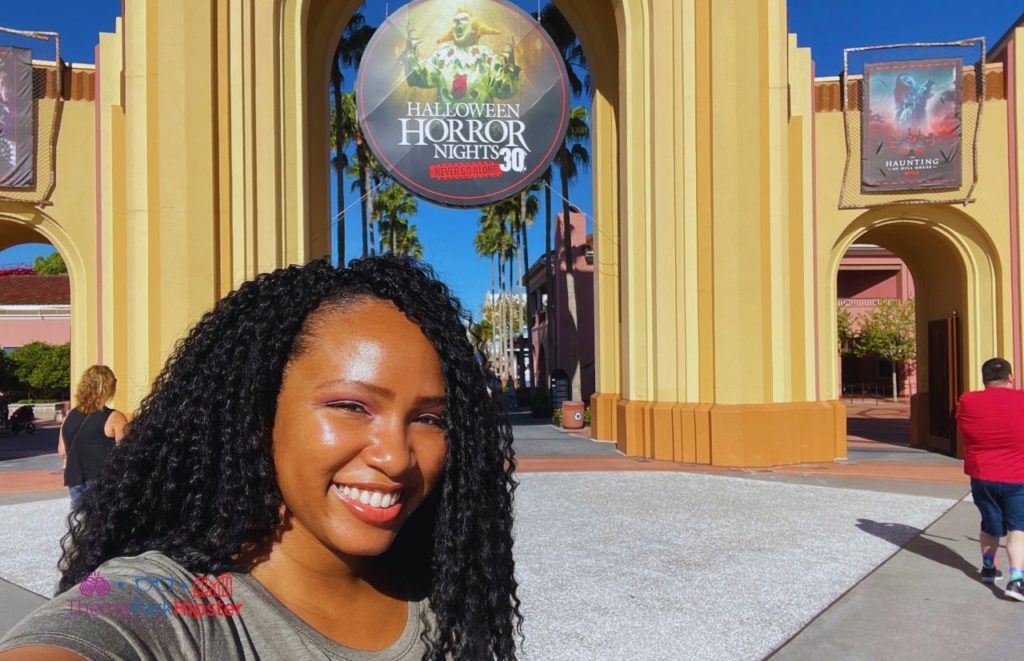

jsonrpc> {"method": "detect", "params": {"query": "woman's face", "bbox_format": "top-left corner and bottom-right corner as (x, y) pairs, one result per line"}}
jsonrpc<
(271, 298), (448, 558)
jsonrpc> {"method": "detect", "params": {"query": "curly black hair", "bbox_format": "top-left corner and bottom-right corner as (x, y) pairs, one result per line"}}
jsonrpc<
(59, 255), (522, 660)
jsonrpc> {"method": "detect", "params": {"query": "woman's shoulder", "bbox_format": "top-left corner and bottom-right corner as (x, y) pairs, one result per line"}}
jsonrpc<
(1, 553), (435, 660)
(95, 550), (197, 583)
(0, 552), (204, 659)
(102, 409), (129, 440)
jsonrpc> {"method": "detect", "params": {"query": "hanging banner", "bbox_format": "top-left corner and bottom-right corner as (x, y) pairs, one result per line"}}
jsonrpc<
(862, 58), (962, 192)
(0, 46), (34, 188)
(356, 0), (570, 208)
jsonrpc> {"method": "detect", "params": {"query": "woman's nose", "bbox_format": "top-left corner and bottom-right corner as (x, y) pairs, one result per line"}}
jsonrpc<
(362, 418), (415, 476)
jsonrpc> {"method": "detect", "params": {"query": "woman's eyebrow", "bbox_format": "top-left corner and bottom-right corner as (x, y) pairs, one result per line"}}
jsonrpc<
(320, 379), (395, 399)
(320, 380), (446, 406)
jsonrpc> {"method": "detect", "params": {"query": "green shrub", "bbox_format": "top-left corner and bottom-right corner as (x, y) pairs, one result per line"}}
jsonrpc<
(33, 252), (68, 275)
(0, 351), (18, 390)
(551, 406), (591, 427)
(10, 342), (70, 397)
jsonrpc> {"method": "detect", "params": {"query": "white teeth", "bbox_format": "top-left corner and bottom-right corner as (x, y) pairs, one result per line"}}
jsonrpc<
(335, 485), (400, 508)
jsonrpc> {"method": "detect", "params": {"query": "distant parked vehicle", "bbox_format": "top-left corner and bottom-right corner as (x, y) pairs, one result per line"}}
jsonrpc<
(8, 405), (36, 435)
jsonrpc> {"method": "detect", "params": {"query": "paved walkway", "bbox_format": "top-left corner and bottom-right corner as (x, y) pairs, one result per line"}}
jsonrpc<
(1, 405), (1019, 659)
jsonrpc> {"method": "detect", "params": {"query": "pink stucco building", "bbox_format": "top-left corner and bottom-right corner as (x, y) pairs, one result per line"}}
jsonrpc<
(524, 210), (594, 405)
(838, 245), (916, 397)
(0, 275), (71, 350)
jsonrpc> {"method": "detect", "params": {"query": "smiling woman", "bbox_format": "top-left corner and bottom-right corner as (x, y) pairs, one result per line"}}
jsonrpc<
(0, 256), (521, 660)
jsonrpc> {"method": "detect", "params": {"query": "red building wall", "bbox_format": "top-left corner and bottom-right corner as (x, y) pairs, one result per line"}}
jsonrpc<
(526, 211), (594, 402)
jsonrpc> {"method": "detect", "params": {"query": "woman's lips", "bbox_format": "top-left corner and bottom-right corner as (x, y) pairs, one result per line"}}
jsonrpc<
(330, 484), (404, 524)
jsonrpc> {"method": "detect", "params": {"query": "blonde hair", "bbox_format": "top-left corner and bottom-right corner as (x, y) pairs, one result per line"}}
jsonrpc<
(74, 365), (117, 414)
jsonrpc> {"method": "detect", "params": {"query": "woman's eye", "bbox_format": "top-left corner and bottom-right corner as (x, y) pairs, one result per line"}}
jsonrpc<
(417, 414), (446, 427)
(328, 401), (367, 413)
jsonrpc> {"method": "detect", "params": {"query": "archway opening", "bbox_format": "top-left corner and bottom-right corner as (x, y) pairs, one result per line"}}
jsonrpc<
(832, 214), (994, 460)
(0, 225), (71, 461)
(836, 243), (917, 451)
(307, 0), (615, 424)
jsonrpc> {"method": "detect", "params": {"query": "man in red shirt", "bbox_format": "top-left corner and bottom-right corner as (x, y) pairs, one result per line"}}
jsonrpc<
(957, 357), (1024, 600)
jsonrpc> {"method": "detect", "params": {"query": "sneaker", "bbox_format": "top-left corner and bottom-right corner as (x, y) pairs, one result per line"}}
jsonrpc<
(981, 566), (1003, 584)
(1005, 579), (1024, 601)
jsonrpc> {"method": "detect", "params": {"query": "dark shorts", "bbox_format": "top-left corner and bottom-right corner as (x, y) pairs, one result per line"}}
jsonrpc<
(971, 478), (1024, 537)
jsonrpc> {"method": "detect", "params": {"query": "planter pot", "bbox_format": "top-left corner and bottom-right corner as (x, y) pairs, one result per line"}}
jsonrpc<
(561, 400), (585, 430)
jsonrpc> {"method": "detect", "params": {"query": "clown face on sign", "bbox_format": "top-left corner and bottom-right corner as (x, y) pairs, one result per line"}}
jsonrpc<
(402, 6), (521, 104)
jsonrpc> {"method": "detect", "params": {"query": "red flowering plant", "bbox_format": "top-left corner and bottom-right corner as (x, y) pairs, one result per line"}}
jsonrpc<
(0, 266), (35, 277)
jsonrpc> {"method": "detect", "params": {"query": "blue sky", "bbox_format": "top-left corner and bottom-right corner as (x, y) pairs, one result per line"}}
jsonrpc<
(1, 0), (1021, 315)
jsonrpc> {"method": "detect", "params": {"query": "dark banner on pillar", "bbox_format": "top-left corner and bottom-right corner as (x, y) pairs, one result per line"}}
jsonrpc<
(356, 0), (570, 208)
(862, 58), (962, 192)
(0, 46), (34, 188)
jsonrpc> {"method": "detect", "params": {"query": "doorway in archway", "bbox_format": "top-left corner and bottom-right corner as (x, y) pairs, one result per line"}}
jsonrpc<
(837, 243), (917, 454)
(834, 216), (985, 460)
(0, 235), (71, 463)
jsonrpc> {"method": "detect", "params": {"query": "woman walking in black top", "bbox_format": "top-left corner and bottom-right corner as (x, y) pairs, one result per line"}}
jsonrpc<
(58, 365), (128, 509)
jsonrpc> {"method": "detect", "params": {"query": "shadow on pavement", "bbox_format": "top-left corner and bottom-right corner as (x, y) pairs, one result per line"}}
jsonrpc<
(505, 410), (550, 426)
(856, 518), (1012, 600)
(0, 424), (59, 463)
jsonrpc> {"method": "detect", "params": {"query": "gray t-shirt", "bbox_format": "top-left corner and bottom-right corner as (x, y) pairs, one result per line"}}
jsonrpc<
(0, 551), (430, 660)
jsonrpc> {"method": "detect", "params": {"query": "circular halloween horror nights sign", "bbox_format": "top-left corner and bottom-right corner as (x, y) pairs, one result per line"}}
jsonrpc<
(356, 0), (570, 207)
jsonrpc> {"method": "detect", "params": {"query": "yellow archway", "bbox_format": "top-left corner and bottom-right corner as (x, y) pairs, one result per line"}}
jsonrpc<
(826, 205), (1002, 452)
(279, 0), (626, 437)
(95, 0), (862, 465)
(0, 210), (94, 385)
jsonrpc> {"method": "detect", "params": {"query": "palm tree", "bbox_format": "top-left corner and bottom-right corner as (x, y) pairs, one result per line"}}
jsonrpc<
(474, 204), (516, 259)
(329, 10), (375, 263)
(542, 167), (556, 376)
(538, 4), (591, 402)
(474, 185), (539, 385)
(396, 224), (425, 259)
(475, 203), (518, 379)
(517, 185), (540, 387)
(558, 107), (591, 264)
(330, 92), (357, 261)
(537, 4), (590, 98)
(517, 180), (542, 281)
(347, 143), (383, 257)
(374, 183), (420, 256)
